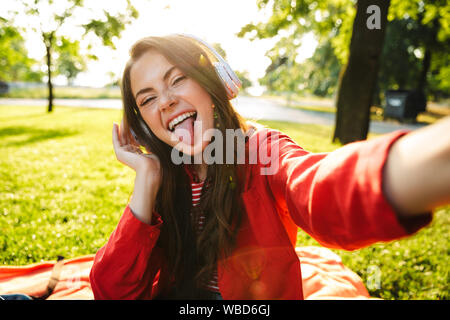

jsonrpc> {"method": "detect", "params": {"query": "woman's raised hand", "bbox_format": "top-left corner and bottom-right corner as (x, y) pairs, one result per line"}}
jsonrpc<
(112, 119), (159, 172)
(112, 119), (162, 224)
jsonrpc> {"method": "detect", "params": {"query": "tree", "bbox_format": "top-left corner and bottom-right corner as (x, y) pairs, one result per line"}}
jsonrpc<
(234, 70), (253, 92)
(388, 0), (450, 100)
(239, 0), (448, 144)
(301, 40), (341, 97)
(238, 0), (353, 61)
(55, 38), (88, 86)
(238, 0), (369, 141)
(238, 0), (391, 143)
(259, 36), (341, 98)
(333, 0), (390, 144)
(377, 18), (423, 100)
(13, 0), (138, 112)
(258, 34), (303, 102)
(0, 18), (42, 82)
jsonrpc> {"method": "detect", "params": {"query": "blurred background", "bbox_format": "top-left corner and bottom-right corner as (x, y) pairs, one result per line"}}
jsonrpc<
(0, 0), (448, 299)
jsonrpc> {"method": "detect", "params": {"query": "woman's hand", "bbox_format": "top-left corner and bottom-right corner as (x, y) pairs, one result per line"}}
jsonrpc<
(112, 119), (159, 173)
(112, 119), (162, 225)
(383, 116), (450, 218)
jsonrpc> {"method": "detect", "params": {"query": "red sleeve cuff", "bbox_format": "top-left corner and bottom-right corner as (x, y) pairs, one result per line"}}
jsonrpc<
(115, 205), (163, 246)
(374, 130), (433, 237)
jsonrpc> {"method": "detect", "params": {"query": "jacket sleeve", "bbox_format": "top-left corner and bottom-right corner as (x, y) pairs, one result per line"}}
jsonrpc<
(261, 129), (432, 251)
(89, 205), (164, 299)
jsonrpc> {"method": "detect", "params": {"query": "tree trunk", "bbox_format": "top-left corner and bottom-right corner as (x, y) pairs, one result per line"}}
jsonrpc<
(333, 0), (390, 144)
(44, 33), (54, 113)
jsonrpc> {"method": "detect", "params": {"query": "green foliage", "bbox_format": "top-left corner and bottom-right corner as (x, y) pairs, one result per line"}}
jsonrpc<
(297, 40), (341, 97)
(234, 70), (252, 91)
(389, 0), (450, 43)
(428, 50), (450, 98)
(82, 7), (137, 50)
(0, 19), (43, 82)
(237, 0), (354, 98)
(386, 0), (450, 99)
(212, 43), (227, 60)
(258, 34), (341, 97)
(12, 0), (139, 86)
(239, 0), (450, 101)
(55, 38), (87, 85)
(258, 34), (302, 93)
(377, 18), (423, 97)
(238, 0), (354, 60)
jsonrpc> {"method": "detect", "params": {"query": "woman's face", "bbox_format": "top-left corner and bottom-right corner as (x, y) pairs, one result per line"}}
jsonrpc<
(130, 49), (215, 156)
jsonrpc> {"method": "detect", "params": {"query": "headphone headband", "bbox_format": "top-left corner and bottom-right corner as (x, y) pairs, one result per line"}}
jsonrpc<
(174, 33), (241, 100)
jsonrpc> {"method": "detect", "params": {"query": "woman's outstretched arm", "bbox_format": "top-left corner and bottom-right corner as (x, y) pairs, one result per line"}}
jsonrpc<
(260, 118), (448, 250)
(383, 116), (450, 218)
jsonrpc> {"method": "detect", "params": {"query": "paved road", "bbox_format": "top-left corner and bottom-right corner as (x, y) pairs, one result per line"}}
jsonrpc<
(0, 97), (427, 134)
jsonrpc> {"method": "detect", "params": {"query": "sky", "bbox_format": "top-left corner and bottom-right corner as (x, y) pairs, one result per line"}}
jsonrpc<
(5, 0), (318, 95)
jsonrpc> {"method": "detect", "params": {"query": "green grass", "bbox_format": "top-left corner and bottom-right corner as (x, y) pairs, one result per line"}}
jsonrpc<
(2, 86), (121, 99)
(0, 107), (448, 300)
(0, 105), (130, 264)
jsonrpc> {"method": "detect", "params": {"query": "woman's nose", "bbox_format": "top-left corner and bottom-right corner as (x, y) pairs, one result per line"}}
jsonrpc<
(159, 91), (178, 112)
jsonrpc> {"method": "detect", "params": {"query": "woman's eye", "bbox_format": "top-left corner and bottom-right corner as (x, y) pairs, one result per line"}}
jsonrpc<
(141, 97), (155, 106)
(173, 76), (186, 85)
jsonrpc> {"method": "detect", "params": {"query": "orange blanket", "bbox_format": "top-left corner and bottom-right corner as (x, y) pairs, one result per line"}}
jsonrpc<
(0, 246), (372, 300)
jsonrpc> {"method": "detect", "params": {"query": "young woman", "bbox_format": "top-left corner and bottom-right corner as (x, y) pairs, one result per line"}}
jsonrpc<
(89, 34), (450, 300)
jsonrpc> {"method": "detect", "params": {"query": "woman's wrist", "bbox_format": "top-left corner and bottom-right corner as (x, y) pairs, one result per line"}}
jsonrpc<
(129, 167), (160, 225)
(383, 117), (450, 218)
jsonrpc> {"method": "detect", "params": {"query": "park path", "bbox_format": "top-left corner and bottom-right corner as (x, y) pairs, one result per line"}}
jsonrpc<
(0, 96), (427, 134)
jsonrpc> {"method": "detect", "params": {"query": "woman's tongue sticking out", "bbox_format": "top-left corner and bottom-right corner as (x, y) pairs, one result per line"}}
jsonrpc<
(173, 116), (195, 145)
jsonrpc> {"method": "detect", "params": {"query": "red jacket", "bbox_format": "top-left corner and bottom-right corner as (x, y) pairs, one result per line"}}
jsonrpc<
(89, 128), (431, 299)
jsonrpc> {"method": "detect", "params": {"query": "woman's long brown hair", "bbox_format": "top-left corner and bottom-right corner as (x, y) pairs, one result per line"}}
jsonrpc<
(121, 35), (251, 299)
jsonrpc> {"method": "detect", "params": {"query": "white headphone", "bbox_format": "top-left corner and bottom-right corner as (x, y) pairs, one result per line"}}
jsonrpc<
(175, 33), (242, 100)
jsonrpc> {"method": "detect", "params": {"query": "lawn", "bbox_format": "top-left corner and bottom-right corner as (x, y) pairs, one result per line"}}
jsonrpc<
(0, 105), (448, 299)
(2, 86), (121, 99)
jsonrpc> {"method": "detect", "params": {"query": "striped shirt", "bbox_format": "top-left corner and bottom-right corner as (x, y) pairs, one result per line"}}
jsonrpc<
(190, 179), (220, 293)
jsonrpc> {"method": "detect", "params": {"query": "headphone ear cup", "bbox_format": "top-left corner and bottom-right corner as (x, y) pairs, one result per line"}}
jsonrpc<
(222, 62), (242, 93)
(214, 62), (239, 99)
(174, 33), (241, 99)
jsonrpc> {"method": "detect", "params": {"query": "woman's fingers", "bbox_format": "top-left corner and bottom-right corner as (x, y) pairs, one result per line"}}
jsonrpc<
(120, 118), (128, 145)
(128, 128), (140, 147)
(111, 123), (161, 174)
(112, 123), (121, 149)
(121, 117), (141, 148)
